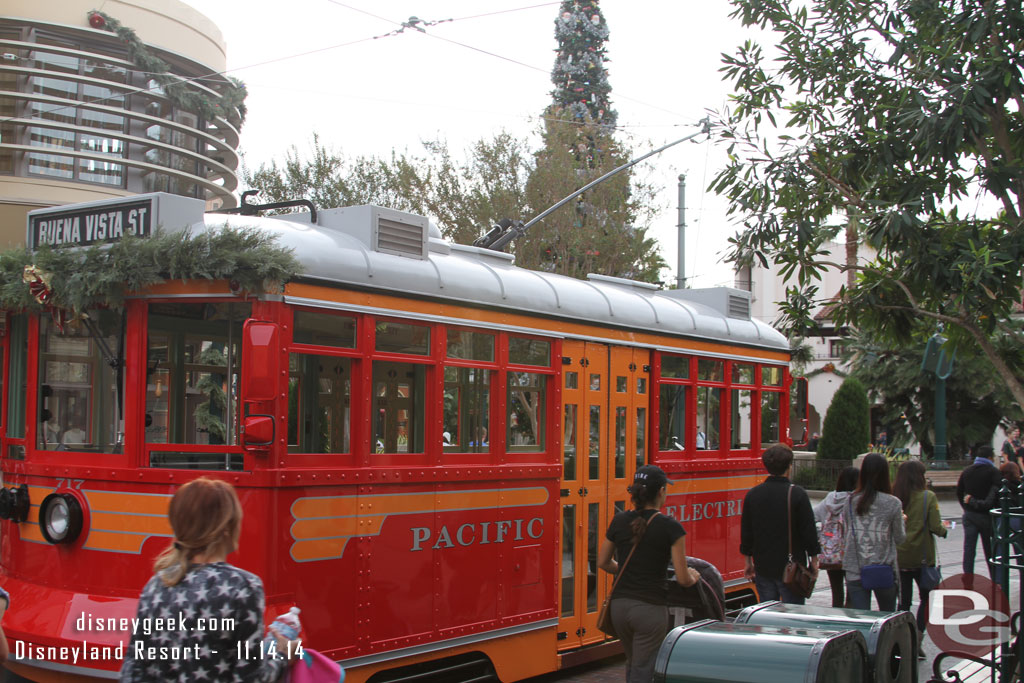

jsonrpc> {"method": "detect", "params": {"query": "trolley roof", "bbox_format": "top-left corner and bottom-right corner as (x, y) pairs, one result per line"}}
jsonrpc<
(25, 193), (789, 353)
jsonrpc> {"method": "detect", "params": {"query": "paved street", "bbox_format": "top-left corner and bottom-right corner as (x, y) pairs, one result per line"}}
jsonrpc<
(527, 494), (1009, 683)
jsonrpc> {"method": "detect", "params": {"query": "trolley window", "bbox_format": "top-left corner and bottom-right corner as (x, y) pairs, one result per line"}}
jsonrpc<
(443, 366), (491, 454)
(6, 315), (27, 442)
(375, 321), (429, 355)
(696, 386), (721, 451)
(730, 388), (752, 450)
(507, 371), (545, 452)
(762, 366), (784, 386)
(659, 384), (688, 451)
(761, 390), (782, 443)
(443, 329), (495, 455)
(145, 302), (249, 468)
(37, 310), (122, 453)
(288, 354), (351, 454)
(373, 361), (425, 454)
(293, 310), (356, 348)
(509, 337), (550, 367)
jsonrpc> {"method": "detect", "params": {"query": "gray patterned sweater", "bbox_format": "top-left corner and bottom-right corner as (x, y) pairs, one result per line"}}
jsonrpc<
(843, 492), (906, 579)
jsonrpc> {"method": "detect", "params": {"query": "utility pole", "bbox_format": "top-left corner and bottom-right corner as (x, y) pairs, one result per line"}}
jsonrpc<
(676, 174), (686, 289)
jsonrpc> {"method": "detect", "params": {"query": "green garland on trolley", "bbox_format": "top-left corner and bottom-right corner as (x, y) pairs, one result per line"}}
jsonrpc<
(0, 227), (301, 314)
(88, 10), (247, 125)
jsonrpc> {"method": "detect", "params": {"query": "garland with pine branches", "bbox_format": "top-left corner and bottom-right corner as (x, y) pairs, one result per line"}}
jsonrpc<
(89, 10), (247, 126)
(0, 227), (301, 314)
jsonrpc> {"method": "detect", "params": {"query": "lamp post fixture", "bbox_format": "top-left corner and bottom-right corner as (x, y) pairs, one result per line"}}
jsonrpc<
(921, 325), (955, 469)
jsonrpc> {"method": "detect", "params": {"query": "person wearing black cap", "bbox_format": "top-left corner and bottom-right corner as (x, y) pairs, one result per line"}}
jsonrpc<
(740, 443), (821, 604)
(597, 465), (699, 683)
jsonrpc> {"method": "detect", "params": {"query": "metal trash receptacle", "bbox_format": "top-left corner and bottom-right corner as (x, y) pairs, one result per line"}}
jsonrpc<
(734, 601), (918, 683)
(653, 619), (868, 683)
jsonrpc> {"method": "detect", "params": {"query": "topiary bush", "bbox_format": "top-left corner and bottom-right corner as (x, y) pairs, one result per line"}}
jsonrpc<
(818, 377), (871, 461)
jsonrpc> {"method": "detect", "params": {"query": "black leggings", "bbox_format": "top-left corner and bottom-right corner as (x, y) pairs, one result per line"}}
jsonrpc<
(827, 568), (846, 608)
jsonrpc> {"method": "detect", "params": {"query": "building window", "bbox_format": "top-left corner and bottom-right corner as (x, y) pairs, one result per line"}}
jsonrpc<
(25, 37), (128, 187)
(829, 340), (847, 359)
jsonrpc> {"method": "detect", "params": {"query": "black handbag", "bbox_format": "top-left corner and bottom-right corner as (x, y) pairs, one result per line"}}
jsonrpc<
(782, 485), (816, 599)
(597, 512), (659, 638)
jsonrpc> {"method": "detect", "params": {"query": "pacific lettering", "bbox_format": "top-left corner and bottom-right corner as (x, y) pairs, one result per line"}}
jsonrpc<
(410, 517), (544, 551)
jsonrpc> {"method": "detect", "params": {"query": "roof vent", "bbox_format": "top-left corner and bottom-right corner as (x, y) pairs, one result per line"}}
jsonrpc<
(661, 287), (752, 320)
(375, 210), (427, 259)
(727, 294), (750, 319)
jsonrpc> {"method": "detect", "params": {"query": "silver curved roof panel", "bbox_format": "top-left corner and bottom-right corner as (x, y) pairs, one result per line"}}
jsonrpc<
(197, 205), (788, 352)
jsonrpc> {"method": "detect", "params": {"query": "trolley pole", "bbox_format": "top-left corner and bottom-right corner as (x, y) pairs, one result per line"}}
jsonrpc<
(676, 174), (686, 289)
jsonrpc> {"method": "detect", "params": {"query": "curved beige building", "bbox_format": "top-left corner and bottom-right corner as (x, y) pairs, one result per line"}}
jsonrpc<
(0, 0), (240, 247)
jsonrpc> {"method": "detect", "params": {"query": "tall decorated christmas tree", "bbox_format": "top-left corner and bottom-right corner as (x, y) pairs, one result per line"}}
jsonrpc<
(550, 0), (617, 129)
(515, 0), (665, 283)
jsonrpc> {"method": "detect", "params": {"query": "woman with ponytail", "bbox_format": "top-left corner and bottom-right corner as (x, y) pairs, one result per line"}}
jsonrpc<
(598, 465), (699, 683)
(121, 478), (299, 682)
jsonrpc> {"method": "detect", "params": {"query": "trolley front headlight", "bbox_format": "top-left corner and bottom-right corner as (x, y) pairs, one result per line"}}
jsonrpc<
(39, 493), (83, 544)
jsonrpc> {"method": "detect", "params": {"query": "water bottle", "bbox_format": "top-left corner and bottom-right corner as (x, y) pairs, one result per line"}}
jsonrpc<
(270, 606), (302, 641)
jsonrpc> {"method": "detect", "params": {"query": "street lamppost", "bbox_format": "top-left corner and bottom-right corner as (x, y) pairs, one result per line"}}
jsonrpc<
(921, 325), (955, 468)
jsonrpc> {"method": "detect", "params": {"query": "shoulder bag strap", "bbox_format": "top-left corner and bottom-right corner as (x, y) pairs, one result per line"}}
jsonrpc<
(787, 485), (794, 562)
(609, 512), (660, 596)
(921, 492), (935, 568)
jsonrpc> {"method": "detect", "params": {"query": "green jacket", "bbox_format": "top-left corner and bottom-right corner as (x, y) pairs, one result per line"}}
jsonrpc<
(897, 489), (947, 568)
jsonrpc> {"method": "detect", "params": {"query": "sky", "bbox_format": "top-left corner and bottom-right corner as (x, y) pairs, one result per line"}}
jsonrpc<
(183, 0), (763, 289)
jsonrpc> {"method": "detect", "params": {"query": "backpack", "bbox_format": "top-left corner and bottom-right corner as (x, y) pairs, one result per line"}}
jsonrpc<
(818, 503), (846, 570)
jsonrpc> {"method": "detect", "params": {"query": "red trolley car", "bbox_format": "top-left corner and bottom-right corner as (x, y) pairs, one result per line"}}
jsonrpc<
(0, 193), (791, 682)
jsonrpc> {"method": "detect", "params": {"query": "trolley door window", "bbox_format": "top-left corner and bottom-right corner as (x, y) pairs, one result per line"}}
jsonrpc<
(146, 302), (249, 469)
(288, 354), (351, 454)
(563, 403), (578, 478)
(37, 310), (122, 453)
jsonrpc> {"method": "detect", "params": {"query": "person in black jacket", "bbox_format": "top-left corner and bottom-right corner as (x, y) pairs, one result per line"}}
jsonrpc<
(957, 445), (1003, 581)
(740, 443), (821, 604)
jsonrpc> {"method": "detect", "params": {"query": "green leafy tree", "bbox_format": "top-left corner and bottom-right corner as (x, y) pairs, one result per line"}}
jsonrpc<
(713, 0), (1024, 407)
(245, 127), (667, 282)
(244, 133), (531, 245)
(845, 329), (1021, 459)
(818, 377), (870, 461)
(518, 111), (664, 281)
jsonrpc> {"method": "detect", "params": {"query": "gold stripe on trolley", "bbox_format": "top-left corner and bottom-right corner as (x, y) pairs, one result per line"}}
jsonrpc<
(290, 487), (550, 563)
